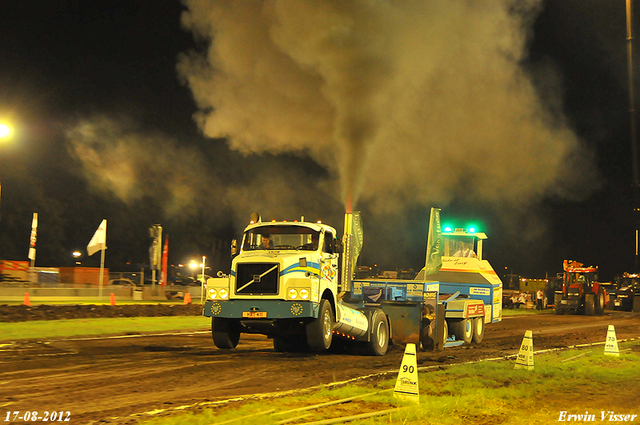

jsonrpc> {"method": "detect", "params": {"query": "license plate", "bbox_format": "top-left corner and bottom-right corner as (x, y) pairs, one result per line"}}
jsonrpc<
(614, 300), (621, 306)
(242, 311), (267, 318)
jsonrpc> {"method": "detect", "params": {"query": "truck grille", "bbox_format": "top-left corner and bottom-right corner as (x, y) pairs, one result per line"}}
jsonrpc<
(235, 263), (280, 295)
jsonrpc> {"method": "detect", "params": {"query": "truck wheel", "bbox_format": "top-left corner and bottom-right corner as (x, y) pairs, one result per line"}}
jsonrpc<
(472, 317), (485, 344)
(307, 299), (333, 351)
(594, 287), (605, 315)
(212, 317), (241, 349)
(585, 293), (595, 316)
(554, 293), (564, 315)
(420, 320), (435, 351)
(367, 309), (389, 356)
(450, 318), (473, 344)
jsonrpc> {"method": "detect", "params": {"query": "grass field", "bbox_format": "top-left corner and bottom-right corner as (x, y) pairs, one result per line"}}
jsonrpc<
(0, 316), (210, 341)
(137, 341), (640, 425)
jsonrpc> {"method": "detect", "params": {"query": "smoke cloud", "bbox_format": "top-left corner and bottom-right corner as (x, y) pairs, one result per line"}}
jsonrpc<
(66, 1), (602, 271)
(178, 0), (599, 218)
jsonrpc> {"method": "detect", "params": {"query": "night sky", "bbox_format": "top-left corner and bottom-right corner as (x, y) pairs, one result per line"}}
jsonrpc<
(1, 0), (639, 282)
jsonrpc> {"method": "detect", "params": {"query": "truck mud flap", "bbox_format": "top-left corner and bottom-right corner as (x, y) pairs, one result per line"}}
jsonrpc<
(379, 302), (421, 346)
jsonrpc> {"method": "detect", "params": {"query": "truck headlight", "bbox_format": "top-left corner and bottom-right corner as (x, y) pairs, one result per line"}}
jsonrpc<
(299, 289), (310, 300)
(208, 288), (217, 300)
(218, 288), (229, 299)
(288, 288), (298, 299)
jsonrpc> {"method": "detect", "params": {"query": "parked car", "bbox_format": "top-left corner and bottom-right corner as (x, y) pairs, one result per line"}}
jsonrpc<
(108, 278), (140, 288)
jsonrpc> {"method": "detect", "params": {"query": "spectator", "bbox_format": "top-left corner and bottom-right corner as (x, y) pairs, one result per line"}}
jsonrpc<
(536, 289), (544, 310)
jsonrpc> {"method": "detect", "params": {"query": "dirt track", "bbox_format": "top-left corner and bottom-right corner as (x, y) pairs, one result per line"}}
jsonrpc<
(1, 309), (639, 425)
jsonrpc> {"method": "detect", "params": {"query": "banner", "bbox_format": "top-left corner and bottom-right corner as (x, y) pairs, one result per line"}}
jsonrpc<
(424, 207), (442, 275)
(28, 212), (38, 261)
(351, 211), (364, 277)
(161, 235), (169, 286)
(87, 219), (107, 256)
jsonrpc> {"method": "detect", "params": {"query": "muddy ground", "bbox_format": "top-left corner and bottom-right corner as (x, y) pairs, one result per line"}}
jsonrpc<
(1, 307), (639, 425)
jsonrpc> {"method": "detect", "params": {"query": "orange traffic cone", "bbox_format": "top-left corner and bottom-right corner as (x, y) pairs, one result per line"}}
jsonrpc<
(23, 292), (31, 306)
(183, 292), (192, 305)
(110, 293), (116, 306)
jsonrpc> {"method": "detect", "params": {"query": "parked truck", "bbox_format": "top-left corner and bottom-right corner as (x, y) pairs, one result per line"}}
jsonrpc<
(202, 209), (502, 355)
(608, 272), (640, 312)
(554, 260), (606, 315)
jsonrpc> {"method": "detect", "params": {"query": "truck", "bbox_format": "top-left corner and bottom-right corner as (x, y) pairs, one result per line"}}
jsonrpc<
(202, 209), (502, 355)
(608, 272), (640, 312)
(554, 260), (606, 315)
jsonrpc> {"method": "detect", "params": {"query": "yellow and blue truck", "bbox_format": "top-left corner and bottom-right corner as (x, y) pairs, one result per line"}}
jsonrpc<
(203, 209), (502, 355)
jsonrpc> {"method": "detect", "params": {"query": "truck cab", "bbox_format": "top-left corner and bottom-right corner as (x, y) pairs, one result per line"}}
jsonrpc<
(203, 219), (343, 352)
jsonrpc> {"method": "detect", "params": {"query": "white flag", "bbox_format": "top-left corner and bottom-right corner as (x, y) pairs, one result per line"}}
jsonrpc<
(87, 219), (107, 256)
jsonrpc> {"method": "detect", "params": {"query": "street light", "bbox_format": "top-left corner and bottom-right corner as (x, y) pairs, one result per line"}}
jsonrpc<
(0, 123), (12, 141)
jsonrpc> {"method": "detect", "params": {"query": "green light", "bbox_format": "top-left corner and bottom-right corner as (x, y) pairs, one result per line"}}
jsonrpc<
(443, 226), (452, 232)
(468, 227), (476, 233)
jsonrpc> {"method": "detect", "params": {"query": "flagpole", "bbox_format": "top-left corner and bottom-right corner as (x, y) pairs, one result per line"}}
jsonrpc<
(99, 246), (105, 299)
(201, 256), (206, 303)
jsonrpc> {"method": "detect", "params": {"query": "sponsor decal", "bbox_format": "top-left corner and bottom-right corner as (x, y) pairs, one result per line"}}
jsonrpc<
(466, 303), (485, 316)
(470, 287), (491, 296)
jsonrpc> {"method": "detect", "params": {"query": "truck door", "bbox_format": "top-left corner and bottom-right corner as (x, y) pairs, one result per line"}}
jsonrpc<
(321, 230), (339, 286)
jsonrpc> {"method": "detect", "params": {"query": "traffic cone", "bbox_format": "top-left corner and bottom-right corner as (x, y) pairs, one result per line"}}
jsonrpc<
(514, 330), (534, 370)
(183, 292), (192, 305)
(604, 325), (620, 357)
(393, 343), (420, 403)
(23, 292), (31, 307)
(110, 293), (116, 306)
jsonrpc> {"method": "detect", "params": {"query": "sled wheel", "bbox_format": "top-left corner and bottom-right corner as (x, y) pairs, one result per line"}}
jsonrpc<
(450, 318), (473, 344)
(472, 317), (485, 344)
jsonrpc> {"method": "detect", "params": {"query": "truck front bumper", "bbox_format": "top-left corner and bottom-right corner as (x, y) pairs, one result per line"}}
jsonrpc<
(203, 300), (318, 320)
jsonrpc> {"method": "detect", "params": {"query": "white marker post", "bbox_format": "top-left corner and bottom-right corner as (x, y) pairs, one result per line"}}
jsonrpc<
(604, 325), (620, 357)
(393, 343), (420, 403)
(514, 330), (534, 370)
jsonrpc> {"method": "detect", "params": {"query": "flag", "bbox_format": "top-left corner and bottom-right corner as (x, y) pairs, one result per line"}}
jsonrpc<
(87, 219), (107, 256)
(160, 235), (169, 286)
(424, 207), (442, 275)
(28, 212), (38, 261)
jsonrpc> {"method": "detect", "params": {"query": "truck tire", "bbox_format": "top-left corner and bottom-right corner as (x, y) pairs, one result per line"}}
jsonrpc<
(450, 318), (473, 344)
(366, 309), (389, 356)
(307, 299), (333, 352)
(585, 293), (595, 316)
(472, 317), (485, 344)
(554, 293), (564, 315)
(594, 287), (605, 315)
(212, 318), (241, 349)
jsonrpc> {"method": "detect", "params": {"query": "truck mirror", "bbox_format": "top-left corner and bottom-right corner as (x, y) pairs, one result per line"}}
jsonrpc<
(231, 239), (238, 256)
(334, 239), (343, 254)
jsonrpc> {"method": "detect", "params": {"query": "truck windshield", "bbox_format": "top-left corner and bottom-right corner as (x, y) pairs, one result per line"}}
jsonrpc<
(243, 226), (320, 251)
(444, 236), (477, 258)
